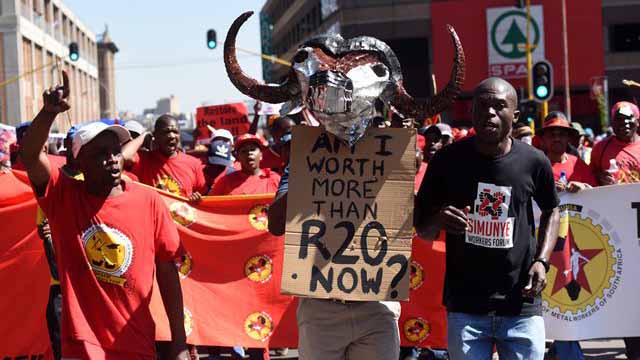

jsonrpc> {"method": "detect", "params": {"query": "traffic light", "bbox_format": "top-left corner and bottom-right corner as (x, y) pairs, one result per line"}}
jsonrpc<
(532, 60), (553, 102)
(519, 99), (538, 125)
(206, 29), (217, 49)
(69, 42), (79, 61)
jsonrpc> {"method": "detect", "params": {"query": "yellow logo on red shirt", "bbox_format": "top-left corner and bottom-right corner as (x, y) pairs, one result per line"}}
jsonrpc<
(248, 204), (269, 231)
(403, 317), (431, 343)
(170, 201), (197, 227)
(156, 175), (183, 196)
(410, 260), (424, 290)
(175, 252), (193, 279)
(244, 311), (273, 342)
(244, 255), (273, 283)
(82, 224), (133, 287)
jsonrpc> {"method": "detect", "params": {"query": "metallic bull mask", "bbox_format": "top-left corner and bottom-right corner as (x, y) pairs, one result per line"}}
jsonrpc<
(224, 11), (466, 145)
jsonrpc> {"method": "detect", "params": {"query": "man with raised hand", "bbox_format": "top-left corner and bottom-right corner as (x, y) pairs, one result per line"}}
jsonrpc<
(20, 71), (189, 360)
(415, 77), (560, 360)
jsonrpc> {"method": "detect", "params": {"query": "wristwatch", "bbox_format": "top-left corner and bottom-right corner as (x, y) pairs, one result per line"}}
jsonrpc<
(533, 258), (550, 273)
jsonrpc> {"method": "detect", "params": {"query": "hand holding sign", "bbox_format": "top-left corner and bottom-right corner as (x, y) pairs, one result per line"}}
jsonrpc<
(42, 70), (70, 114)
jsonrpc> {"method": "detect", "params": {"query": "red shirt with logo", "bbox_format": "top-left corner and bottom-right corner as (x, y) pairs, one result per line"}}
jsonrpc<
(551, 154), (596, 186)
(590, 136), (640, 184)
(209, 169), (281, 195)
(37, 167), (183, 358)
(132, 150), (206, 197)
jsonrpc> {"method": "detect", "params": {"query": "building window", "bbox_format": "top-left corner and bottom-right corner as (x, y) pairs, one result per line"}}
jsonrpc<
(610, 24), (640, 52)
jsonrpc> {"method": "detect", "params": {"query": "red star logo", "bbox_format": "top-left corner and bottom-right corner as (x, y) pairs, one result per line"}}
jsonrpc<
(549, 224), (603, 295)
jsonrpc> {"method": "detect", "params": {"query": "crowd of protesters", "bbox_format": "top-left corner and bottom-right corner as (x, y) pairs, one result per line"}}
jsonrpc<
(0, 70), (639, 360)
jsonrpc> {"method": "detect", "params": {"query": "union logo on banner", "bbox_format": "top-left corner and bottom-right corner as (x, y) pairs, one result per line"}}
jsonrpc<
(542, 204), (621, 322)
(244, 311), (274, 342)
(245, 255), (273, 284)
(248, 204), (269, 231)
(403, 317), (431, 343)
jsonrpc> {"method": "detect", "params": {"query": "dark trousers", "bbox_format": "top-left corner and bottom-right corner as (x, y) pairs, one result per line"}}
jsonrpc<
(46, 284), (62, 360)
(626, 337), (640, 360)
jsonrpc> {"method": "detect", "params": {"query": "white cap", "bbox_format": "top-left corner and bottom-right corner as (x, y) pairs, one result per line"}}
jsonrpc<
(124, 120), (146, 135)
(72, 122), (131, 158)
(212, 129), (234, 144)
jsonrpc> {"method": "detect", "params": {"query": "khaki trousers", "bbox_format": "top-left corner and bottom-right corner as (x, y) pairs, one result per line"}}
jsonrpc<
(297, 298), (401, 360)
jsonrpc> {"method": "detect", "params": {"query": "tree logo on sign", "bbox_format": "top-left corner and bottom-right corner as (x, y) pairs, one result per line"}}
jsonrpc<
(491, 10), (540, 59)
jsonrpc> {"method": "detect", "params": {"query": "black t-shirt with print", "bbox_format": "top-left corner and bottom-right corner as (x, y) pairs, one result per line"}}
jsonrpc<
(416, 137), (559, 316)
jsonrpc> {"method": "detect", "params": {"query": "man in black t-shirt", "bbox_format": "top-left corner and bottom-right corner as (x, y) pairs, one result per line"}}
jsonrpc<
(415, 77), (560, 360)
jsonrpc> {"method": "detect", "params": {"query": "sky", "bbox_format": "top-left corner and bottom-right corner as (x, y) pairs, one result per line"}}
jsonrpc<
(64, 0), (267, 115)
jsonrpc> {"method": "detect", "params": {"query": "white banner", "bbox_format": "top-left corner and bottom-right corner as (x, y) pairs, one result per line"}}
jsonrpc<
(486, 5), (545, 79)
(538, 183), (640, 340)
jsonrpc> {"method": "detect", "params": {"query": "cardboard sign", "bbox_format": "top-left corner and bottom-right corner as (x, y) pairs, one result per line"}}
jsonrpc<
(282, 127), (415, 301)
(196, 102), (249, 139)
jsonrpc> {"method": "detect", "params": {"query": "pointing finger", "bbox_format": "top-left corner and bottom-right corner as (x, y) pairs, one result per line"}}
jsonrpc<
(61, 70), (69, 98)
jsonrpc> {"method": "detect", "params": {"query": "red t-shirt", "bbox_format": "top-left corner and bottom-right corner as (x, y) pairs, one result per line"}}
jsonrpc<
(12, 154), (66, 171)
(260, 147), (284, 170)
(414, 162), (428, 194)
(209, 169), (281, 195)
(590, 136), (640, 184)
(131, 151), (206, 197)
(37, 167), (182, 357)
(551, 154), (596, 186)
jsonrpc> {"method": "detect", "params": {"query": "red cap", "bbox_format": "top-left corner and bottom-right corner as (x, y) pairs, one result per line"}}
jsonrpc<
(539, 116), (578, 137)
(235, 133), (266, 150)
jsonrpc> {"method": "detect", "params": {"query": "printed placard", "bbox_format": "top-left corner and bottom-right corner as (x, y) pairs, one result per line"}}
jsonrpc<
(282, 127), (415, 301)
(466, 182), (515, 249)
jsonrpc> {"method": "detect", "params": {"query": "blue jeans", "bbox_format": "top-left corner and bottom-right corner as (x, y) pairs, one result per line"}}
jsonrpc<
(447, 312), (545, 360)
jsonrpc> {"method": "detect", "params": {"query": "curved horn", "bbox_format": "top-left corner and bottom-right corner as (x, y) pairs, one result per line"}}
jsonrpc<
(392, 25), (465, 119)
(224, 11), (298, 104)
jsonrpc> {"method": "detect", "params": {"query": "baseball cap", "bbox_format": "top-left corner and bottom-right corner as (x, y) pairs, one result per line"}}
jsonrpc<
(423, 123), (453, 138)
(207, 139), (234, 167)
(72, 122), (131, 158)
(212, 129), (234, 144)
(538, 114), (578, 137)
(611, 101), (639, 121)
(570, 122), (586, 136)
(234, 133), (265, 150)
(124, 120), (146, 136)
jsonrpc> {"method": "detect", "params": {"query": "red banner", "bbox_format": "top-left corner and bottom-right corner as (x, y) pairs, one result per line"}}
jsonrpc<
(195, 103), (250, 139)
(0, 171), (447, 356)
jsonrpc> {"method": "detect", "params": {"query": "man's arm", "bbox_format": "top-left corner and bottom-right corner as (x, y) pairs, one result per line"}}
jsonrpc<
(156, 261), (188, 359)
(121, 132), (149, 168)
(523, 206), (560, 297)
(21, 71), (70, 196)
(268, 192), (287, 236)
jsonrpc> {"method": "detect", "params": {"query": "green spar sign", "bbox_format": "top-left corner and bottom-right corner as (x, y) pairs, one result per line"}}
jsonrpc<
(490, 10), (540, 60)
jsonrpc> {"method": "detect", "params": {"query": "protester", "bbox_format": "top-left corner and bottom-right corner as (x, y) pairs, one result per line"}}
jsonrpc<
(415, 77), (560, 360)
(261, 116), (295, 172)
(19, 72), (188, 359)
(590, 101), (640, 185)
(420, 123), (453, 164)
(513, 121), (533, 145)
(209, 134), (280, 195)
(537, 112), (598, 360)
(125, 114), (206, 201)
(204, 138), (235, 193)
(269, 149), (401, 359)
(589, 101), (640, 358)
(539, 113), (596, 192)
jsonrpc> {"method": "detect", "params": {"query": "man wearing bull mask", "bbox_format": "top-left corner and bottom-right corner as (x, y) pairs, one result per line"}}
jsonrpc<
(222, 8), (464, 360)
(415, 78), (560, 360)
(19, 71), (188, 360)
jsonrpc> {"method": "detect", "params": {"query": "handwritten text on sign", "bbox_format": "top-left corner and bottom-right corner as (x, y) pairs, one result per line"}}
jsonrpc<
(282, 127), (415, 301)
(195, 102), (249, 138)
